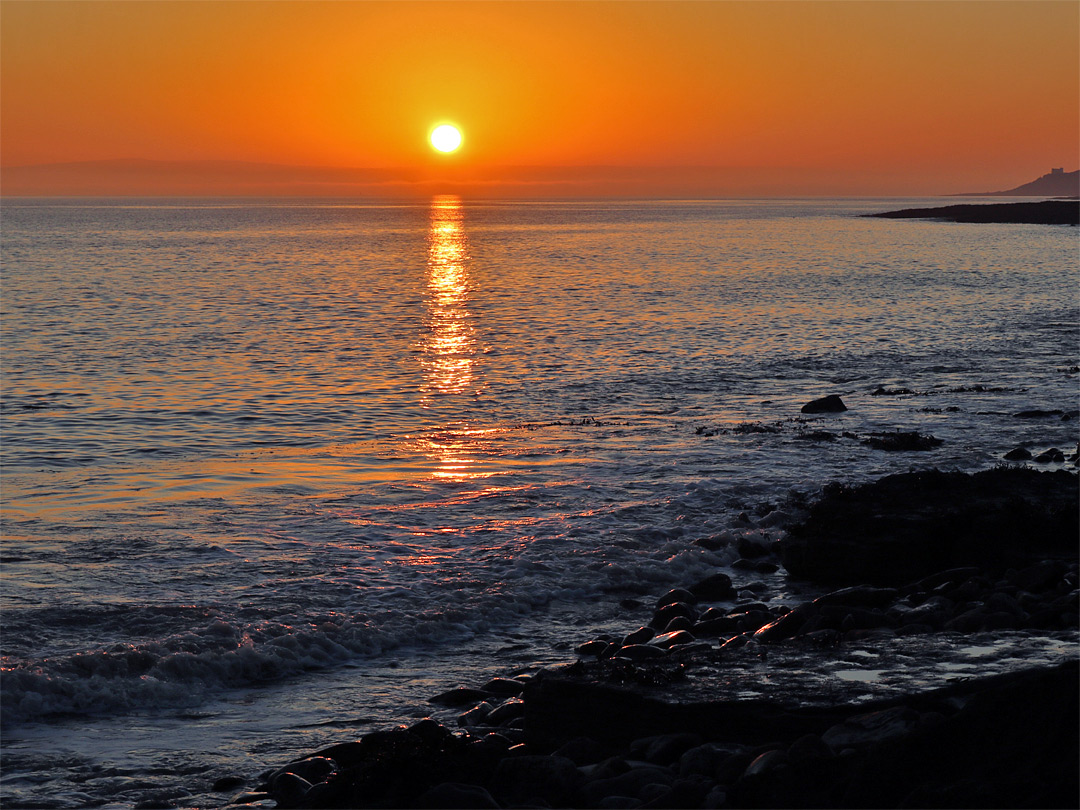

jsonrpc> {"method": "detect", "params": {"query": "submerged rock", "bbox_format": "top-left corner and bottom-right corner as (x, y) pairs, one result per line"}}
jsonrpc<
(861, 431), (942, 451)
(801, 395), (847, 414)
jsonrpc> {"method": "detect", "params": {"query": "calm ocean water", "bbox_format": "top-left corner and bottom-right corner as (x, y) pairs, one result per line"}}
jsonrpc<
(2, 197), (1077, 807)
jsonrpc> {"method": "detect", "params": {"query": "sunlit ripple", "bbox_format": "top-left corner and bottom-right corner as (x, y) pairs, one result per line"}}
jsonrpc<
(422, 195), (476, 398)
(421, 196), (486, 480)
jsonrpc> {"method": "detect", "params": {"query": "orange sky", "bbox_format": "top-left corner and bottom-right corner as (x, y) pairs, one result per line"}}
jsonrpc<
(2, 1), (1077, 196)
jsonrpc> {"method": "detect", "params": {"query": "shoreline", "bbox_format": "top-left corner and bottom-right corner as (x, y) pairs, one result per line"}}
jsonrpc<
(864, 199), (1079, 225)
(238, 466), (1079, 809)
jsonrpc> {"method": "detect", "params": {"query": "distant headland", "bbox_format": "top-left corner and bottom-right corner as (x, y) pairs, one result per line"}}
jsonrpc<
(865, 200), (1079, 225)
(954, 167), (1079, 197)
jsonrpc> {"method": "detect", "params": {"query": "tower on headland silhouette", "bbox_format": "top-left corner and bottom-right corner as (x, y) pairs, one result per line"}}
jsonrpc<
(956, 167), (1078, 196)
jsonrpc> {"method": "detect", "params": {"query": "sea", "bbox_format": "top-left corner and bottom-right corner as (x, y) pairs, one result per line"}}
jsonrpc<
(1, 197), (1077, 808)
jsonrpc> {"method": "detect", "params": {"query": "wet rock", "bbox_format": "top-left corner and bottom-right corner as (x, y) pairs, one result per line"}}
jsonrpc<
(650, 602), (697, 630)
(212, 776), (247, 792)
(229, 793), (272, 805)
(596, 796), (640, 809)
(661, 776), (715, 809)
(796, 429), (839, 441)
(702, 785), (727, 809)
(263, 759), (332, 799)
(732, 557), (780, 573)
(649, 630), (696, 649)
(622, 626), (656, 646)
(719, 633), (751, 650)
(491, 755), (582, 807)
(408, 718), (454, 747)
(786, 733), (831, 764)
(429, 686), (491, 707)
(580, 767), (674, 807)
(415, 783), (499, 809)
(815, 585), (899, 609)
(801, 394), (847, 414)
(485, 698), (525, 726)
(678, 743), (734, 777)
(843, 662), (1079, 808)
(687, 573), (736, 601)
(1009, 559), (1069, 593)
(1004, 447), (1032, 460)
(738, 580), (770, 594)
(577, 639), (611, 657)
(743, 748), (789, 777)
(643, 732), (703, 765)
(656, 588), (696, 608)
(692, 535), (729, 551)
(1014, 409), (1065, 418)
(615, 644), (668, 661)
(780, 468), (1079, 586)
(906, 566), (982, 593)
(861, 431), (942, 451)
(482, 677), (525, 696)
(1034, 447), (1066, 463)
(457, 701), (494, 727)
(736, 537), (771, 561)
(728, 610), (772, 633)
(662, 615), (695, 633)
(304, 740), (366, 770)
(821, 706), (919, 751)
(753, 603), (814, 642)
(553, 736), (611, 765)
(944, 607), (987, 632)
(691, 615), (740, 637)
(270, 772), (311, 808)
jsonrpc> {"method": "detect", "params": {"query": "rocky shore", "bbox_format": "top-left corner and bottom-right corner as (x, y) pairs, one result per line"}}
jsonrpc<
(864, 200), (1079, 225)
(233, 468), (1078, 809)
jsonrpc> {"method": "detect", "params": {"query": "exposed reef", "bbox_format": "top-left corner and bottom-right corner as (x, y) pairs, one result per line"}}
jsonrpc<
(241, 467), (1079, 809)
(864, 200), (1079, 225)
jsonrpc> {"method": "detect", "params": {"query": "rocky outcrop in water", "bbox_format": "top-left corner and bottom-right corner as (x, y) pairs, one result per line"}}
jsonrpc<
(779, 468), (1078, 586)
(248, 467), (1079, 809)
(865, 200), (1079, 225)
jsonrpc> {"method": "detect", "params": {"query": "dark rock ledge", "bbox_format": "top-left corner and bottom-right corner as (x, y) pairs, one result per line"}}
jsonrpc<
(863, 200), (1079, 225)
(240, 469), (1079, 809)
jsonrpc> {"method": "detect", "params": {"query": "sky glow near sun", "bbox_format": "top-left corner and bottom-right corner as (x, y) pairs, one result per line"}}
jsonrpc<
(0, 1), (1077, 196)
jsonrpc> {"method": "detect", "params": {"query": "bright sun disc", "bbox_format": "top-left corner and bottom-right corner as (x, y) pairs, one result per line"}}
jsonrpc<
(430, 124), (462, 153)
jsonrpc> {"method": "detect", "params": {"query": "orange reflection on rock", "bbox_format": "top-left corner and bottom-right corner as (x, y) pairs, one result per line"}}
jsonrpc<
(422, 195), (476, 399)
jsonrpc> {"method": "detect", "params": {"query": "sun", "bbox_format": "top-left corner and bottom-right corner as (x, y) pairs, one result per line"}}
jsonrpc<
(430, 124), (463, 153)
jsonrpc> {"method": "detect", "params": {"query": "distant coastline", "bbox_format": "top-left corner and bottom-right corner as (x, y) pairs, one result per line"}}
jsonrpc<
(865, 200), (1079, 226)
(953, 168), (1079, 197)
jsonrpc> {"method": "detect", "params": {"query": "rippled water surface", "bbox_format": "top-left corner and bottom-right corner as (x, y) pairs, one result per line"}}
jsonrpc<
(2, 197), (1077, 807)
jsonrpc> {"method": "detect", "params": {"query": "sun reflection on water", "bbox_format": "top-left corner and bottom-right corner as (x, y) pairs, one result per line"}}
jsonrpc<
(423, 195), (476, 399)
(421, 196), (488, 481)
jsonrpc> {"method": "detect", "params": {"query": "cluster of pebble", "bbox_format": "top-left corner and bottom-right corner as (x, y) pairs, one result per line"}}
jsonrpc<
(237, 710), (968, 809)
(236, 467), (1078, 808)
(572, 559), (1078, 665)
(1004, 445), (1078, 464)
(231, 554), (1077, 808)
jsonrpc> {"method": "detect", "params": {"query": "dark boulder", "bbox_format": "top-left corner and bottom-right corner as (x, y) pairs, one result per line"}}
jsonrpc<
(688, 573), (736, 601)
(491, 755), (582, 807)
(861, 431), (942, 451)
(416, 783), (499, 809)
(780, 468), (1078, 586)
(801, 395), (847, 414)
